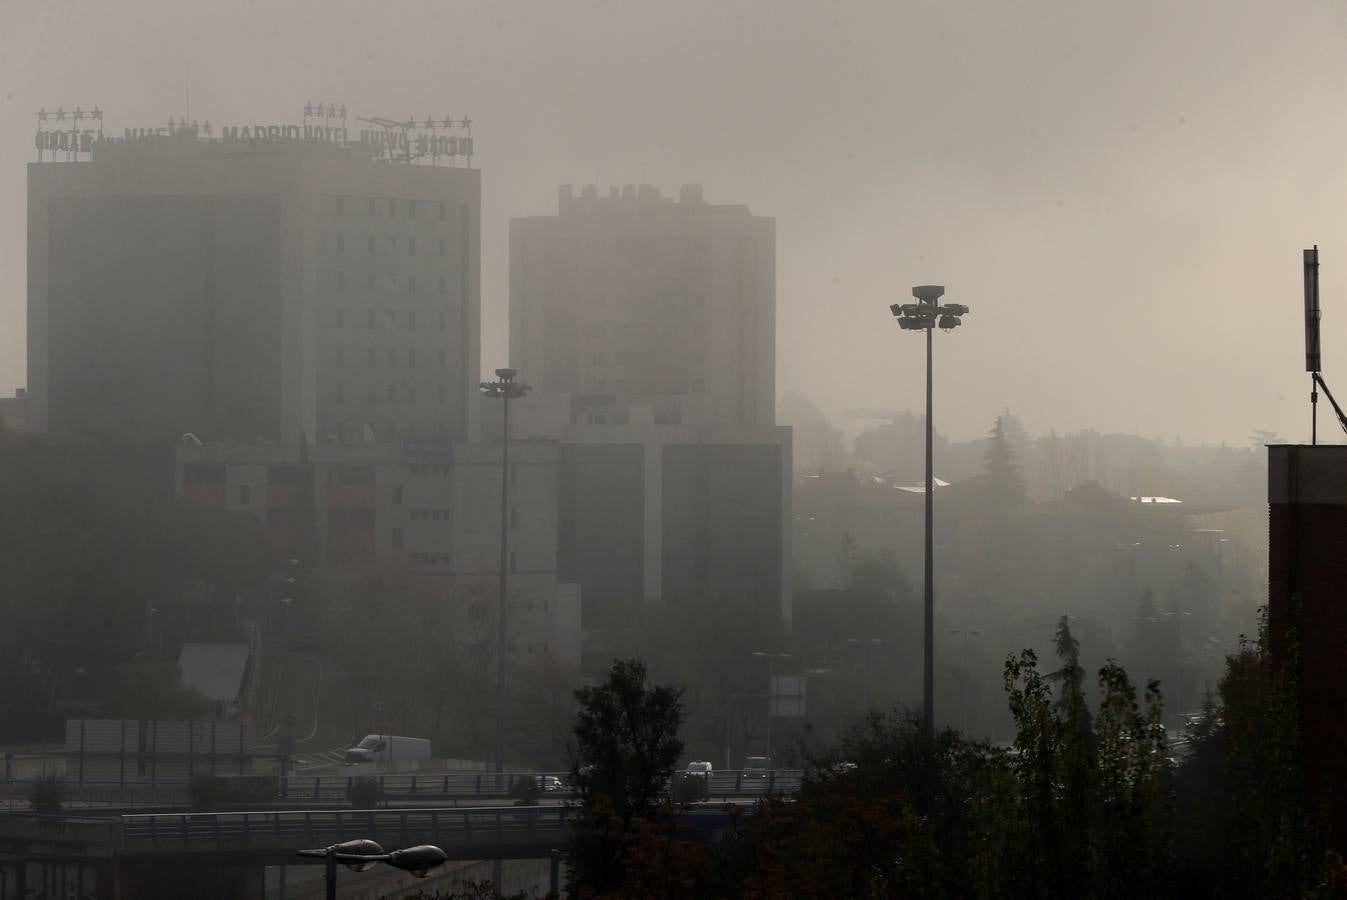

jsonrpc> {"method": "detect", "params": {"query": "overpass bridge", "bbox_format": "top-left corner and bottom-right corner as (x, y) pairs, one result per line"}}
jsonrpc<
(0, 803), (742, 898)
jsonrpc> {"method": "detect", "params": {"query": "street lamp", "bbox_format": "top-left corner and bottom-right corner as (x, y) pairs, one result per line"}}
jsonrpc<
(296, 839), (448, 900)
(890, 285), (970, 739)
(845, 638), (883, 710)
(751, 651), (791, 763)
(479, 368), (532, 788)
(949, 629), (981, 735)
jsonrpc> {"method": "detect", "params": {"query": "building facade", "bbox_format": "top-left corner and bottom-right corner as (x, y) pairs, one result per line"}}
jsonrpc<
(1268, 444), (1347, 846)
(483, 394), (792, 633)
(510, 184), (775, 428)
(28, 133), (480, 444)
(174, 439), (580, 667)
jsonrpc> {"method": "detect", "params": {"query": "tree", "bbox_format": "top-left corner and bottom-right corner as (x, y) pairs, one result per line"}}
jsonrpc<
(1171, 612), (1347, 897)
(568, 658), (685, 895)
(979, 414), (1028, 507)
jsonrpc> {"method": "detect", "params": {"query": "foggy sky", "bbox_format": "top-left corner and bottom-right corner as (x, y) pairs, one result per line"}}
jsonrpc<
(3, 0), (1347, 446)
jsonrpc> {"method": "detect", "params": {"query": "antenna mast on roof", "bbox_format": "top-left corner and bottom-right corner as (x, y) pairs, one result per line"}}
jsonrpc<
(1304, 245), (1347, 443)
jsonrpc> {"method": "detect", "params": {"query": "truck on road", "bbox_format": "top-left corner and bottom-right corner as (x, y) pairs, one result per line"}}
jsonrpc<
(344, 734), (432, 765)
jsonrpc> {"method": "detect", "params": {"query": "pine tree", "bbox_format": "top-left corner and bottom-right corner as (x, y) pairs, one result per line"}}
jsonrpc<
(981, 415), (1028, 506)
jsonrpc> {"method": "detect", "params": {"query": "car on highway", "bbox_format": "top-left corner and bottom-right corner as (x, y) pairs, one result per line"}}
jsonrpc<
(535, 775), (566, 792)
(685, 760), (714, 780)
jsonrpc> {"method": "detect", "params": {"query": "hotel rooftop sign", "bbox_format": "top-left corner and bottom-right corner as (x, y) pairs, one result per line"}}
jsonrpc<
(32, 102), (474, 166)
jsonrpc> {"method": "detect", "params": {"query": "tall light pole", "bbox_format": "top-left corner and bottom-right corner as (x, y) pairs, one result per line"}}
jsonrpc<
(479, 368), (531, 784)
(949, 629), (980, 734)
(751, 651), (791, 763)
(890, 286), (969, 738)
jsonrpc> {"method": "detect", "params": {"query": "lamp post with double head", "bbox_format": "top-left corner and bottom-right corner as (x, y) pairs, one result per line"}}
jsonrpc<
(479, 368), (532, 786)
(890, 285), (969, 739)
(296, 839), (447, 900)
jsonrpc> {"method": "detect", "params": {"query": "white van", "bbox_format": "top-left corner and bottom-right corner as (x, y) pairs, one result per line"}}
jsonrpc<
(344, 734), (432, 765)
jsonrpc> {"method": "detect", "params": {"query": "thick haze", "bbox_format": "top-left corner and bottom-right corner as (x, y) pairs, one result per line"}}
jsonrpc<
(3, 0), (1346, 444)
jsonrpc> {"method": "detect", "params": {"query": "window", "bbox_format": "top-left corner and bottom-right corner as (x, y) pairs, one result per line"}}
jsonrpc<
(438, 350), (447, 368)
(408, 199), (417, 219)
(408, 385), (416, 405)
(408, 348), (416, 368)
(337, 309), (345, 328)
(438, 200), (447, 221)
(368, 272), (376, 292)
(691, 351), (704, 364)
(438, 386), (448, 406)
(408, 274), (417, 295)
(691, 378), (705, 393)
(409, 237), (416, 256)
(591, 352), (606, 366)
(368, 347), (376, 367)
(692, 322), (707, 337)
(368, 197), (375, 216)
(337, 195), (345, 215)
(392, 484), (403, 505)
(384, 235), (398, 255)
(391, 527), (403, 549)
(336, 271), (345, 291)
(509, 550), (517, 571)
(368, 384), (376, 404)
(238, 484), (251, 505)
(439, 275), (447, 294)
(438, 237), (447, 257)
(590, 323), (605, 337)
(367, 310), (376, 329)
(336, 347), (345, 367)
(336, 383), (344, 404)
(387, 384), (396, 403)
(510, 507), (517, 530)
(388, 198), (397, 217)
(335, 233), (345, 254)
(408, 311), (417, 329)
(387, 348), (396, 368)
(329, 507), (375, 527)
(439, 312), (447, 332)
(368, 234), (376, 255)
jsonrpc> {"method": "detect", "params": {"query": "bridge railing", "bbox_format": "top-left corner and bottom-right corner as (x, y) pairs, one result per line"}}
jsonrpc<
(274, 770), (802, 801)
(118, 806), (574, 853)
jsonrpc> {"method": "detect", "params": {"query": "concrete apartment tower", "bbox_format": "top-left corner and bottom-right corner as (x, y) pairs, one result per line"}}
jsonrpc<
(509, 183), (775, 427)
(28, 133), (480, 444)
(507, 185), (790, 634)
